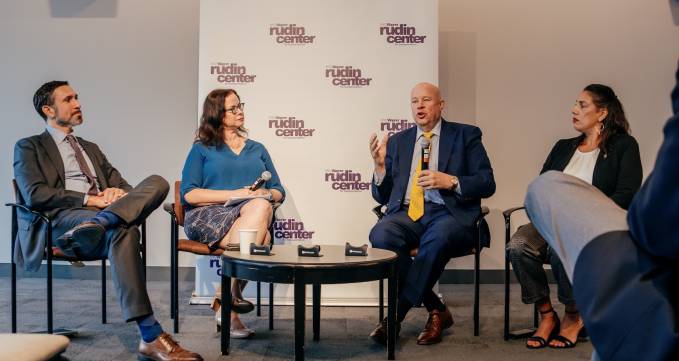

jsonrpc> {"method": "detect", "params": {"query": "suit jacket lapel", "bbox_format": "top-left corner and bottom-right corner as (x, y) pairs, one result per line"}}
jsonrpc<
(38, 131), (65, 184)
(438, 119), (454, 172)
(79, 138), (107, 190)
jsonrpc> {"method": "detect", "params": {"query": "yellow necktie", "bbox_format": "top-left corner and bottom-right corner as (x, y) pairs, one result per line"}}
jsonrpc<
(407, 132), (433, 221)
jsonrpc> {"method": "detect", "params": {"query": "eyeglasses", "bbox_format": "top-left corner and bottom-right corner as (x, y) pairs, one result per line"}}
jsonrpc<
(226, 103), (245, 114)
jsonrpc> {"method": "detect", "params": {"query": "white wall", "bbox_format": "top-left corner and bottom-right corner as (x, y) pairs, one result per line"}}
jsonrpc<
(1, 0), (678, 270)
(0, 0), (199, 266)
(439, 0), (679, 270)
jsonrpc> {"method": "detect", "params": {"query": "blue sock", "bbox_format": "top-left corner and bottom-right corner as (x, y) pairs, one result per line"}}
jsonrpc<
(137, 314), (163, 343)
(88, 211), (121, 229)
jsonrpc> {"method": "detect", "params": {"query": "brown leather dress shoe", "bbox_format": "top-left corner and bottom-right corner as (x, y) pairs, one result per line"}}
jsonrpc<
(138, 332), (203, 361)
(369, 317), (401, 345)
(417, 306), (454, 345)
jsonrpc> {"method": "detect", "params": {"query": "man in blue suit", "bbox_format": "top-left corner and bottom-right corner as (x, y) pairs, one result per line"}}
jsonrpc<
(368, 82), (495, 345)
(525, 61), (679, 360)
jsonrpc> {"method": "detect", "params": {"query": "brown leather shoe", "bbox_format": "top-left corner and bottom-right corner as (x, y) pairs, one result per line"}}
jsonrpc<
(369, 317), (400, 345)
(138, 332), (203, 361)
(417, 306), (454, 345)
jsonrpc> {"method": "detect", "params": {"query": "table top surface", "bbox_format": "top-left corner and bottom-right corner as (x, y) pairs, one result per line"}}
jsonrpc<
(221, 244), (397, 267)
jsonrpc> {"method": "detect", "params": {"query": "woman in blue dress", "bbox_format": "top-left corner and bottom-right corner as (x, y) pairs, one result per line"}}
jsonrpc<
(181, 89), (285, 338)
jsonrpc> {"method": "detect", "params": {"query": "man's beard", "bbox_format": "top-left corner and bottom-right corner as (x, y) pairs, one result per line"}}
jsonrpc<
(55, 113), (82, 128)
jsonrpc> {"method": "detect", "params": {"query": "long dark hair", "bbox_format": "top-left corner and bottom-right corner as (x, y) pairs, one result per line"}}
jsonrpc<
(196, 88), (247, 146)
(583, 84), (630, 154)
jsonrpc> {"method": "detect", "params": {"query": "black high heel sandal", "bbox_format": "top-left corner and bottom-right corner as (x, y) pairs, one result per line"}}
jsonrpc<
(526, 308), (561, 349)
(549, 309), (587, 349)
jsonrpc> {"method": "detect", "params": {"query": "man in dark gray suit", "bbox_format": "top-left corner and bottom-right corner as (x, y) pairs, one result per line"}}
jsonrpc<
(13, 81), (202, 361)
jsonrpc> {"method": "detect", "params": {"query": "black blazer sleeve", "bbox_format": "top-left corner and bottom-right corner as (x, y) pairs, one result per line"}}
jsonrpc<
(608, 136), (642, 209)
(539, 139), (566, 174)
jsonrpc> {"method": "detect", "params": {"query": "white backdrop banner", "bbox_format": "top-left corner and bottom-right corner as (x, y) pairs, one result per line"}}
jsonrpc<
(194, 0), (438, 305)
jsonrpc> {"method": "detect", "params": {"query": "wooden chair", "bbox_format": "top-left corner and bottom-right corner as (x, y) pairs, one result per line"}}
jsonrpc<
(373, 204), (490, 336)
(7, 180), (146, 335)
(164, 181), (275, 333)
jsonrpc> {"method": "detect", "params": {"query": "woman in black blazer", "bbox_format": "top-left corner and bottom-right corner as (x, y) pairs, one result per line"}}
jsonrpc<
(507, 84), (642, 349)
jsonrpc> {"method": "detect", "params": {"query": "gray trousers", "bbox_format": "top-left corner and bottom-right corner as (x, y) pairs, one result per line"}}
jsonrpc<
(525, 171), (629, 361)
(53, 175), (169, 321)
(506, 223), (574, 305)
(524, 171), (628, 281)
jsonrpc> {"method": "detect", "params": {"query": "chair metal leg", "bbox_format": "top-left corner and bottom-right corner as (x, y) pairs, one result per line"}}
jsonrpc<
(11, 206), (17, 333)
(269, 282), (274, 330)
(256, 281), (261, 316)
(474, 246), (480, 336)
(379, 278), (384, 321)
(11, 257), (17, 333)
(221, 273), (231, 355)
(169, 217), (176, 320)
(101, 259), (107, 324)
(504, 248), (511, 340)
(171, 217), (179, 333)
(47, 226), (53, 334)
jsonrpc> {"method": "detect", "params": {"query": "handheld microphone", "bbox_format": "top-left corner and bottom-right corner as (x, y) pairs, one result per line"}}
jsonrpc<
(421, 138), (431, 170)
(249, 171), (272, 191)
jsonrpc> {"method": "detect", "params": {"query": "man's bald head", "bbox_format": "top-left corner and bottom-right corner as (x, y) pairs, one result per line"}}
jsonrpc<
(410, 82), (444, 131)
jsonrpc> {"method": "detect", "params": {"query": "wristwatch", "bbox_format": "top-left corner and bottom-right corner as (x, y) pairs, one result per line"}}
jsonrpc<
(449, 175), (458, 190)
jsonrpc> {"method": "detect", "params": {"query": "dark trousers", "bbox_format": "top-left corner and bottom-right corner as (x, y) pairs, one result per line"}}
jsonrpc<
(52, 175), (169, 321)
(506, 223), (574, 305)
(369, 203), (474, 310)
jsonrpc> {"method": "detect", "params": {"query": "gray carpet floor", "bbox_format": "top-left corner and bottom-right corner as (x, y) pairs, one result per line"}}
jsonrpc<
(0, 278), (593, 360)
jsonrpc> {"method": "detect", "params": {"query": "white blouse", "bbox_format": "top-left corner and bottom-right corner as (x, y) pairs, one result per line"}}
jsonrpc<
(563, 148), (600, 184)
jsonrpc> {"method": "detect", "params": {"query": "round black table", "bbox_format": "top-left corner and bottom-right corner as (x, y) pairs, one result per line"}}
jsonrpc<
(220, 244), (398, 361)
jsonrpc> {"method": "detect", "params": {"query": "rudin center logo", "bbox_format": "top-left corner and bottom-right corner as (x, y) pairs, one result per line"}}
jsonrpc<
(380, 118), (416, 136)
(325, 169), (370, 192)
(269, 24), (316, 45)
(325, 65), (372, 87)
(273, 218), (315, 240)
(269, 116), (315, 138)
(210, 62), (256, 84)
(379, 23), (426, 45)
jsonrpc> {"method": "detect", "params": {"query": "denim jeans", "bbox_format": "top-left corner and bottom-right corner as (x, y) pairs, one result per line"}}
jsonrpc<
(506, 223), (575, 305)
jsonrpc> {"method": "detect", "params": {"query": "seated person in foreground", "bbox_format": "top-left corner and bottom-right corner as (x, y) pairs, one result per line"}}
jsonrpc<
(507, 84), (642, 349)
(14, 80), (201, 361)
(524, 62), (679, 360)
(368, 82), (495, 346)
(180, 88), (284, 339)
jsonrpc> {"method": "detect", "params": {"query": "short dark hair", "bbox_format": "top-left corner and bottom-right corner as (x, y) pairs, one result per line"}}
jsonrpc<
(583, 84), (631, 155)
(196, 88), (247, 146)
(33, 80), (69, 121)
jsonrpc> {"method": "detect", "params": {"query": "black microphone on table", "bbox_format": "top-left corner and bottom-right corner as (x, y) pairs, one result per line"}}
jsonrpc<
(249, 171), (272, 191)
(421, 137), (431, 170)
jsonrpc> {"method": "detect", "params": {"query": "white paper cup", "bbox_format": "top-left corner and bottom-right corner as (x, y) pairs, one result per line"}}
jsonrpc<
(239, 229), (258, 255)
